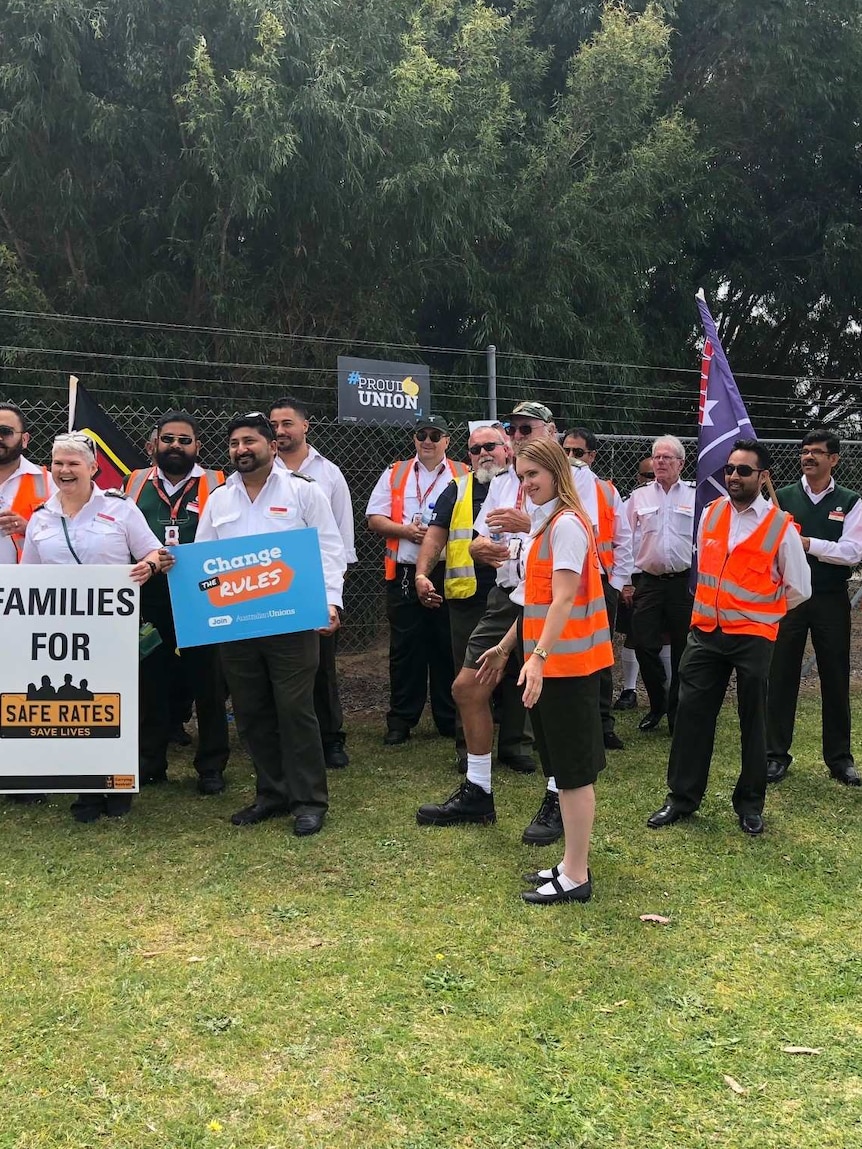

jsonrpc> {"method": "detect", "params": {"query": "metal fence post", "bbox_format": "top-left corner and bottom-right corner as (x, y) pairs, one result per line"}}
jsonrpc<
(486, 345), (497, 421)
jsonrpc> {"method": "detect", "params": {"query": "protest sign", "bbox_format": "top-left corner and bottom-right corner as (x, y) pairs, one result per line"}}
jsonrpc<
(338, 355), (431, 425)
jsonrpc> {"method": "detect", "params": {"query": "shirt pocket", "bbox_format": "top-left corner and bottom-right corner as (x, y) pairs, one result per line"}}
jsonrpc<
(210, 509), (242, 530)
(638, 508), (660, 534)
(30, 521), (63, 546)
(671, 505), (694, 535)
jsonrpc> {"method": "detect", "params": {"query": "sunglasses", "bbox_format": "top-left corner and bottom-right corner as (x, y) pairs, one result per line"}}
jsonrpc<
(505, 423), (538, 437)
(723, 463), (764, 478)
(638, 471), (655, 480)
(415, 429), (443, 443)
(468, 441), (505, 456)
(159, 434), (195, 446)
(564, 446), (587, 458)
(0, 425), (22, 438)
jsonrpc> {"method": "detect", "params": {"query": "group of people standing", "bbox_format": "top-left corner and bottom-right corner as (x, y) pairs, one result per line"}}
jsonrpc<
(1, 397), (860, 902)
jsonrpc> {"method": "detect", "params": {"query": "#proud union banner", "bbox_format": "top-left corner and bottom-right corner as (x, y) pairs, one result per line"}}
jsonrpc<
(167, 529), (329, 648)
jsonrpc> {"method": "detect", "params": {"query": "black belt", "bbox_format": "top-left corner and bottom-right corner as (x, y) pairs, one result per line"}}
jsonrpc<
(643, 569), (690, 580)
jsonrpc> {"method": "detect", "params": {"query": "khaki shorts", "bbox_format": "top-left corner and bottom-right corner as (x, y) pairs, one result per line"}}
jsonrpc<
(463, 585), (522, 670)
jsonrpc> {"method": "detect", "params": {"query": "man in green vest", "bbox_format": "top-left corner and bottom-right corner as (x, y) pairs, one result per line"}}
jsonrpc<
(124, 411), (230, 793)
(766, 430), (862, 786)
(414, 423), (532, 772)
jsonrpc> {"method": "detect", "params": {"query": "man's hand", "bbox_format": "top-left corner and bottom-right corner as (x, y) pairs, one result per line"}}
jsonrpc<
(621, 583), (635, 606)
(486, 507), (531, 534)
(404, 521), (427, 545)
(415, 573), (442, 609)
(800, 536), (811, 553)
(469, 535), (509, 568)
(317, 606), (341, 636)
(0, 510), (26, 537)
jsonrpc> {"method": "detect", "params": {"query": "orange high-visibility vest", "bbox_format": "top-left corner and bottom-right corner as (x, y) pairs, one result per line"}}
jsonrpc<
(594, 477), (616, 575)
(522, 508), (614, 677)
(383, 457), (468, 580)
(10, 468), (51, 561)
(124, 466), (224, 512)
(691, 498), (793, 640)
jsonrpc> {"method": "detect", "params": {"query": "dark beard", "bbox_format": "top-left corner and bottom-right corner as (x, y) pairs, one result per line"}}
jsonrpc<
(0, 441), (24, 467)
(156, 450), (192, 479)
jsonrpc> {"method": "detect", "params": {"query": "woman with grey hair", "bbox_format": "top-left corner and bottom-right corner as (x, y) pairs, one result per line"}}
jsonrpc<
(21, 431), (171, 821)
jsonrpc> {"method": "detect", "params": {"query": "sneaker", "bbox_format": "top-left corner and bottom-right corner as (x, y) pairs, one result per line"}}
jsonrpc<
(416, 780), (496, 826)
(613, 689), (638, 710)
(522, 790), (563, 846)
(324, 741), (349, 769)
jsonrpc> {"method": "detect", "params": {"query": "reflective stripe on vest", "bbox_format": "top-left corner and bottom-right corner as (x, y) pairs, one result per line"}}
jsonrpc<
(594, 478), (616, 574)
(691, 499), (792, 640)
(10, 469), (51, 561)
(522, 507), (614, 677)
(444, 473), (477, 599)
(383, 458), (468, 579)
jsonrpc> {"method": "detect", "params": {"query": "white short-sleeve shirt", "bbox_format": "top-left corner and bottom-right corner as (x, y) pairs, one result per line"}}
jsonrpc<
(21, 487), (161, 566)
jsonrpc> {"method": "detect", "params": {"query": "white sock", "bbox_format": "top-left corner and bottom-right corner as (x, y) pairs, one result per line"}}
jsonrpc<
(536, 862), (566, 881)
(622, 647), (639, 691)
(660, 644), (672, 684)
(466, 753), (493, 793)
(536, 872), (579, 895)
(546, 777), (559, 794)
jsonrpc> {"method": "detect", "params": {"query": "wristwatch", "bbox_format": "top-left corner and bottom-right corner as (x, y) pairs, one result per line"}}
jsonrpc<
(146, 560), (158, 577)
(533, 646), (549, 661)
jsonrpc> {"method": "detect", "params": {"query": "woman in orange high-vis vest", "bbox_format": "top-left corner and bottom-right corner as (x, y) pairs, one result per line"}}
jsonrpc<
(477, 439), (613, 904)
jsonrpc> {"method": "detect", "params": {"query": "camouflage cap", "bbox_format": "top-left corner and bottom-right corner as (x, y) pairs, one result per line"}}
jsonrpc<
(507, 400), (554, 423)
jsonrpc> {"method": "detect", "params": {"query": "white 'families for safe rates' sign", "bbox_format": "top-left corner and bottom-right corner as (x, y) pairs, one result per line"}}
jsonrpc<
(0, 565), (140, 794)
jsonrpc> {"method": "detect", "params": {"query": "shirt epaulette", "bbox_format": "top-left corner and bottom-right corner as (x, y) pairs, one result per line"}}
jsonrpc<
(105, 489), (127, 499)
(32, 503), (48, 513)
(211, 481), (227, 492)
(290, 471), (315, 483)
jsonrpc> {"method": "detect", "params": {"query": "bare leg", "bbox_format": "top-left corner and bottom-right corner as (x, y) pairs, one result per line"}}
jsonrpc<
(452, 667), (495, 755)
(558, 784), (595, 886)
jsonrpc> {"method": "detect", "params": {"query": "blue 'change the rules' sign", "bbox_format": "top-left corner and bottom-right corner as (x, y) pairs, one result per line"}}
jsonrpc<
(167, 530), (329, 648)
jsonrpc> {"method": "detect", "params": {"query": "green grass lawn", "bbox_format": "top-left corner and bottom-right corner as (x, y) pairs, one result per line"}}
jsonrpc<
(1, 697), (861, 1148)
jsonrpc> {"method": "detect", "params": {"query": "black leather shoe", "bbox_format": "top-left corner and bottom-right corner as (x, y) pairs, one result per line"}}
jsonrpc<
(523, 863), (565, 885)
(521, 872), (592, 905)
(197, 772), (226, 795)
(8, 794), (47, 805)
(324, 741), (349, 769)
(766, 758), (789, 783)
(638, 710), (666, 732)
(383, 728), (410, 746)
(294, 810), (325, 836)
(604, 731), (625, 751)
(498, 753), (537, 774)
(230, 801), (288, 826)
(829, 764), (861, 786)
(141, 769), (168, 786)
(739, 811), (764, 835)
(646, 802), (689, 829)
(455, 755), (468, 774)
(70, 798), (103, 823)
(613, 689), (638, 711)
(416, 780), (496, 826)
(169, 725), (192, 746)
(522, 790), (563, 846)
(104, 794), (133, 818)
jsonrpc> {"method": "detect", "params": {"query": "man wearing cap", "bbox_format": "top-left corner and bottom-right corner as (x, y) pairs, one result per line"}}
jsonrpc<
(561, 428), (634, 750)
(366, 416), (469, 745)
(416, 401), (560, 841)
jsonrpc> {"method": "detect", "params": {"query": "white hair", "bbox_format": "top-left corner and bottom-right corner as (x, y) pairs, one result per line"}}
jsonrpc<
(52, 432), (96, 463)
(652, 434), (685, 462)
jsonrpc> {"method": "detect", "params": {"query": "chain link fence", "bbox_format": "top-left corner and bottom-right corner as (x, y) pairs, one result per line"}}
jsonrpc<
(14, 399), (862, 652)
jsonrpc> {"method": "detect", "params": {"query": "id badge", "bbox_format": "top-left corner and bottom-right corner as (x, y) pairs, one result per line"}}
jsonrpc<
(164, 524), (180, 546)
(507, 538), (522, 560)
(412, 512), (424, 526)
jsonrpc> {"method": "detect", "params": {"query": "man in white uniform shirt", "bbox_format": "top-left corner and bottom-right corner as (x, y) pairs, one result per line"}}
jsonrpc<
(0, 402), (56, 565)
(366, 416), (468, 745)
(270, 397), (356, 770)
(196, 412), (346, 837)
(623, 434), (695, 735)
(562, 428), (634, 749)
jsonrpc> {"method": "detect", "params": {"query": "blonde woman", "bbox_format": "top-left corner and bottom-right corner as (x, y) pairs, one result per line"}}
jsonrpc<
(21, 432), (170, 821)
(477, 438), (612, 903)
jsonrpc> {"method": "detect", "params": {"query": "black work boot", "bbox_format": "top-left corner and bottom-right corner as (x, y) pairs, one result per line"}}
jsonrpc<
(416, 780), (496, 826)
(521, 789), (563, 846)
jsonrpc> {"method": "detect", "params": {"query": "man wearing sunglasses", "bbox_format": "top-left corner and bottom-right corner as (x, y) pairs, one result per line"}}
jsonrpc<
(270, 397), (356, 771)
(766, 430), (862, 787)
(0, 402), (56, 565)
(561, 428), (633, 751)
(413, 423), (519, 770)
(124, 412), (229, 794)
(647, 440), (810, 836)
(366, 415), (469, 746)
(417, 401), (555, 839)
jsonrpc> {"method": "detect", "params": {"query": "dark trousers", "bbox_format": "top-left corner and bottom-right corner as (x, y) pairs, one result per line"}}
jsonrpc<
(632, 572), (693, 727)
(766, 589), (853, 772)
(666, 626), (774, 816)
(220, 632), (327, 814)
(385, 563), (457, 736)
(314, 625), (345, 748)
(599, 579), (620, 734)
(449, 594), (532, 759)
(139, 603), (229, 781)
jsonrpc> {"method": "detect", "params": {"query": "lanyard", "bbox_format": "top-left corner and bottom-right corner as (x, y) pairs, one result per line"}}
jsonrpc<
(151, 468), (197, 522)
(61, 517), (83, 564)
(414, 461), (446, 508)
(515, 482), (525, 511)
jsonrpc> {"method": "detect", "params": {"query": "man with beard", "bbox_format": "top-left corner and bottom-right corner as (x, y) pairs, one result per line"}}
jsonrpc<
(0, 402), (55, 564)
(269, 397), (356, 770)
(646, 441), (810, 836)
(124, 412), (229, 793)
(196, 412), (346, 836)
(413, 423), (519, 769)
(416, 401), (560, 838)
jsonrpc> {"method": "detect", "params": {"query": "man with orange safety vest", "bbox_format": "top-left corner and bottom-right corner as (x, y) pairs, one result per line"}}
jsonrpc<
(366, 415), (469, 745)
(647, 440), (811, 836)
(124, 411), (229, 794)
(0, 402), (56, 565)
(561, 428), (633, 750)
